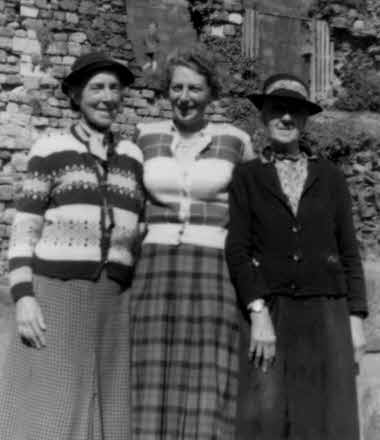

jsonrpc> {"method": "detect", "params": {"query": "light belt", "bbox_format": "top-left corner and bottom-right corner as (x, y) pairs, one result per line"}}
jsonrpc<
(143, 223), (227, 249)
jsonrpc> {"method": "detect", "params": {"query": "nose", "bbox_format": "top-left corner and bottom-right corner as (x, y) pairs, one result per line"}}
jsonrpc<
(281, 112), (293, 124)
(178, 87), (189, 102)
(101, 86), (118, 104)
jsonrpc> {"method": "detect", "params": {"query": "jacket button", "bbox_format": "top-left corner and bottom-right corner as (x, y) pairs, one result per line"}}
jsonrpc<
(292, 225), (299, 233)
(293, 253), (301, 262)
(291, 282), (297, 290)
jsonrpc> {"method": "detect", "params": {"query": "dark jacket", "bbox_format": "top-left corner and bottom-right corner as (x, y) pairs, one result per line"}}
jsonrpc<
(225, 156), (368, 317)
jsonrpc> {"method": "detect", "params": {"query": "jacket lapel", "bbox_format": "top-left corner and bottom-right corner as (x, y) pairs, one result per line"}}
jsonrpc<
(256, 161), (291, 210)
(302, 158), (320, 197)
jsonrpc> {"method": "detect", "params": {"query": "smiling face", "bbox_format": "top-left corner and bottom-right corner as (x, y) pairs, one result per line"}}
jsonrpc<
(168, 65), (211, 133)
(262, 97), (308, 153)
(73, 71), (122, 132)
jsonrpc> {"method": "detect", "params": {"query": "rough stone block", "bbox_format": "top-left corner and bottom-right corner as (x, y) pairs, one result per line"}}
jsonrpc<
(67, 42), (81, 56)
(224, 24), (236, 36)
(210, 26), (225, 37)
(228, 13), (243, 25)
(20, 6), (39, 18)
(0, 64), (18, 74)
(0, 37), (12, 50)
(1, 208), (14, 226)
(66, 12), (79, 24)
(31, 116), (49, 127)
(69, 32), (87, 43)
(62, 56), (75, 65)
(358, 355), (380, 440)
(0, 186), (13, 201)
(363, 261), (380, 351)
(12, 36), (41, 54)
(60, 0), (77, 12)
(10, 153), (28, 172)
(46, 41), (68, 56)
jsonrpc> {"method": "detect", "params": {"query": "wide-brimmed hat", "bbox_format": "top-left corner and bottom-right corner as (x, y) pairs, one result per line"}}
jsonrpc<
(62, 52), (134, 95)
(248, 73), (322, 115)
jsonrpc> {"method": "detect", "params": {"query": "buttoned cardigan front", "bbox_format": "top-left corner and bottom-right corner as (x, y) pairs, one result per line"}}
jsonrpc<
(136, 120), (253, 249)
(225, 156), (368, 317)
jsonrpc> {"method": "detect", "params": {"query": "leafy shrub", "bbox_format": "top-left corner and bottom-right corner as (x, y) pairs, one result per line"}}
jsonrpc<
(302, 118), (379, 163)
(335, 50), (380, 112)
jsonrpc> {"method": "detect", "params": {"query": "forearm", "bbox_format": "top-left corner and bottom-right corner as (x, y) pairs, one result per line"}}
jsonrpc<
(8, 211), (44, 301)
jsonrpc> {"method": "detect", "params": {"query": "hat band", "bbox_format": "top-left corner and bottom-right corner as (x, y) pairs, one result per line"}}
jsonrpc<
(266, 79), (308, 100)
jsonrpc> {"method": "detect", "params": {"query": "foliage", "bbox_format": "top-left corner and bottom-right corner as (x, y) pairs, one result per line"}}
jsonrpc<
(202, 35), (260, 97)
(308, 0), (366, 17)
(335, 50), (380, 112)
(201, 34), (262, 139)
(302, 118), (379, 164)
(187, 0), (217, 34)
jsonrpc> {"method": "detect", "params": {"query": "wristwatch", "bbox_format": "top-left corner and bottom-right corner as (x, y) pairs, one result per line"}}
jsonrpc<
(248, 298), (265, 313)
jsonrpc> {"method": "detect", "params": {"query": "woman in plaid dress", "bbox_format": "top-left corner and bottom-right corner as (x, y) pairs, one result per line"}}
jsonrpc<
(130, 47), (253, 439)
(0, 53), (143, 440)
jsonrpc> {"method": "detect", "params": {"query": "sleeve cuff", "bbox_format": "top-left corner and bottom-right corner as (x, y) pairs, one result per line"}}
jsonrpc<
(11, 282), (35, 303)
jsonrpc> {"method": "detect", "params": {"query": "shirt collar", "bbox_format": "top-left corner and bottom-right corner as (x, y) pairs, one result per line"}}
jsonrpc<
(260, 145), (318, 165)
(169, 121), (212, 156)
(74, 121), (114, 162)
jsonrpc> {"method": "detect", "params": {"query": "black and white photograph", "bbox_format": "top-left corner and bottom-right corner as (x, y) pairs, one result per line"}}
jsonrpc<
(0, 0), (378, 439)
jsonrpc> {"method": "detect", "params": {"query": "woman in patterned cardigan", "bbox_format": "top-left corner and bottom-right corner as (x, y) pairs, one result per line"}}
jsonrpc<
(0, 52), (144, 440)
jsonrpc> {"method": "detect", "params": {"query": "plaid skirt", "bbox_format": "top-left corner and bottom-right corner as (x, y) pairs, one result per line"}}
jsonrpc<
(130, 243), (240, 439)
(0, 272), (131, 440)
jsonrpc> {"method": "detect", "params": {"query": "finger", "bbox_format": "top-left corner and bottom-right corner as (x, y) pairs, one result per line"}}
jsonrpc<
(266, 342), (276, 364)
(37, 308), (47, 332)
(249, 339), (258, 361)
(18, 325), (37, 348)
(261, 345), (270, 373)
(30, 320), (45, 349)
(24, 320), (42, 349)
(254, 343), (263, 369)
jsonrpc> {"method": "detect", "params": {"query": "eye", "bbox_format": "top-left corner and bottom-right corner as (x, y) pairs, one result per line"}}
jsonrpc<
(189, 85), (203, 93)
(170, 84), (182, 92)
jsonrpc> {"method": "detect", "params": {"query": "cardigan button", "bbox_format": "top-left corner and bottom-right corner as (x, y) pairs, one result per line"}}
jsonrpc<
(292, 225), (300, 233)
(293, 253), (301, 262)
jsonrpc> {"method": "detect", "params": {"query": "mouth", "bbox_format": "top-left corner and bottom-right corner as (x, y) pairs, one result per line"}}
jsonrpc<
(176, 105), (196, 118)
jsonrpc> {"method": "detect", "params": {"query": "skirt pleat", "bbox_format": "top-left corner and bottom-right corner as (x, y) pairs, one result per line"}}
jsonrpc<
(236, 295), (360, 440)
(130, 243), (239, 440)
(0, 272), (131, 440)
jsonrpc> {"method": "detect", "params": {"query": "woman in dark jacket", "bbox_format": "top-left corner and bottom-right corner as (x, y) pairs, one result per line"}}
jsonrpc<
(226, 74), (367, 440)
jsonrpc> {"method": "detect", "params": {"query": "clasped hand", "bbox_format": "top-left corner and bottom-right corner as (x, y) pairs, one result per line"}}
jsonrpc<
(249, 307), (276, 373)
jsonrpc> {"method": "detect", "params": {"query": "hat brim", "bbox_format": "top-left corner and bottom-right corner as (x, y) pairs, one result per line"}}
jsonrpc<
(62, 60), (134, 95)
(248, 92), (322, 116)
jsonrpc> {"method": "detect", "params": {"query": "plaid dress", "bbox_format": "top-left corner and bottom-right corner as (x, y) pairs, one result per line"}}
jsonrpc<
(130, 244), (239, 439)
(0, 273), (131, 440)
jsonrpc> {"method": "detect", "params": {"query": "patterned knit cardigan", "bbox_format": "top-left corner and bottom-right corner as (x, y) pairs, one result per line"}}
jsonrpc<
(8, 126), (144, 302)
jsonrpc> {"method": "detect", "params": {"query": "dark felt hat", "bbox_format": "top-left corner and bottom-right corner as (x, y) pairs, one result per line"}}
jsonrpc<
(248, 73), (322, 115)
(62, 52), (134, 95)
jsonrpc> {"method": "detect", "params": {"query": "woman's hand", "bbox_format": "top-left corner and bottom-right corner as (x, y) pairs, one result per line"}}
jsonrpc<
(16, 296), (46, 349)
(350, 315), (366, 364)
(249, 307), (276, 373)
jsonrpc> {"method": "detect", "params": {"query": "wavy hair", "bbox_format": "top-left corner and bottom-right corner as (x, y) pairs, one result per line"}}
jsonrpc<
(162, 46), (221, 100)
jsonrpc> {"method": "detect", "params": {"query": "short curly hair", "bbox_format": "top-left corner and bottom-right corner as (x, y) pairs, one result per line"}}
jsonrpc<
(162, 46), (221, 100)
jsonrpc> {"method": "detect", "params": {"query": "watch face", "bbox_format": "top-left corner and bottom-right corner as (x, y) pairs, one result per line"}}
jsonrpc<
(251, 299), (265, 313)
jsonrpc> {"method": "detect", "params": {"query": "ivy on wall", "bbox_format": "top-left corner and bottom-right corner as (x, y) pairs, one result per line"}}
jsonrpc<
(335, 50), (380, 112)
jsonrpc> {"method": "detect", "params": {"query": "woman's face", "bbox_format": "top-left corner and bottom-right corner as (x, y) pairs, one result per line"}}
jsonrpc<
(169, 65), (211, 132)
(74, 71), (122, 132)
(262, 98), (308, 149)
